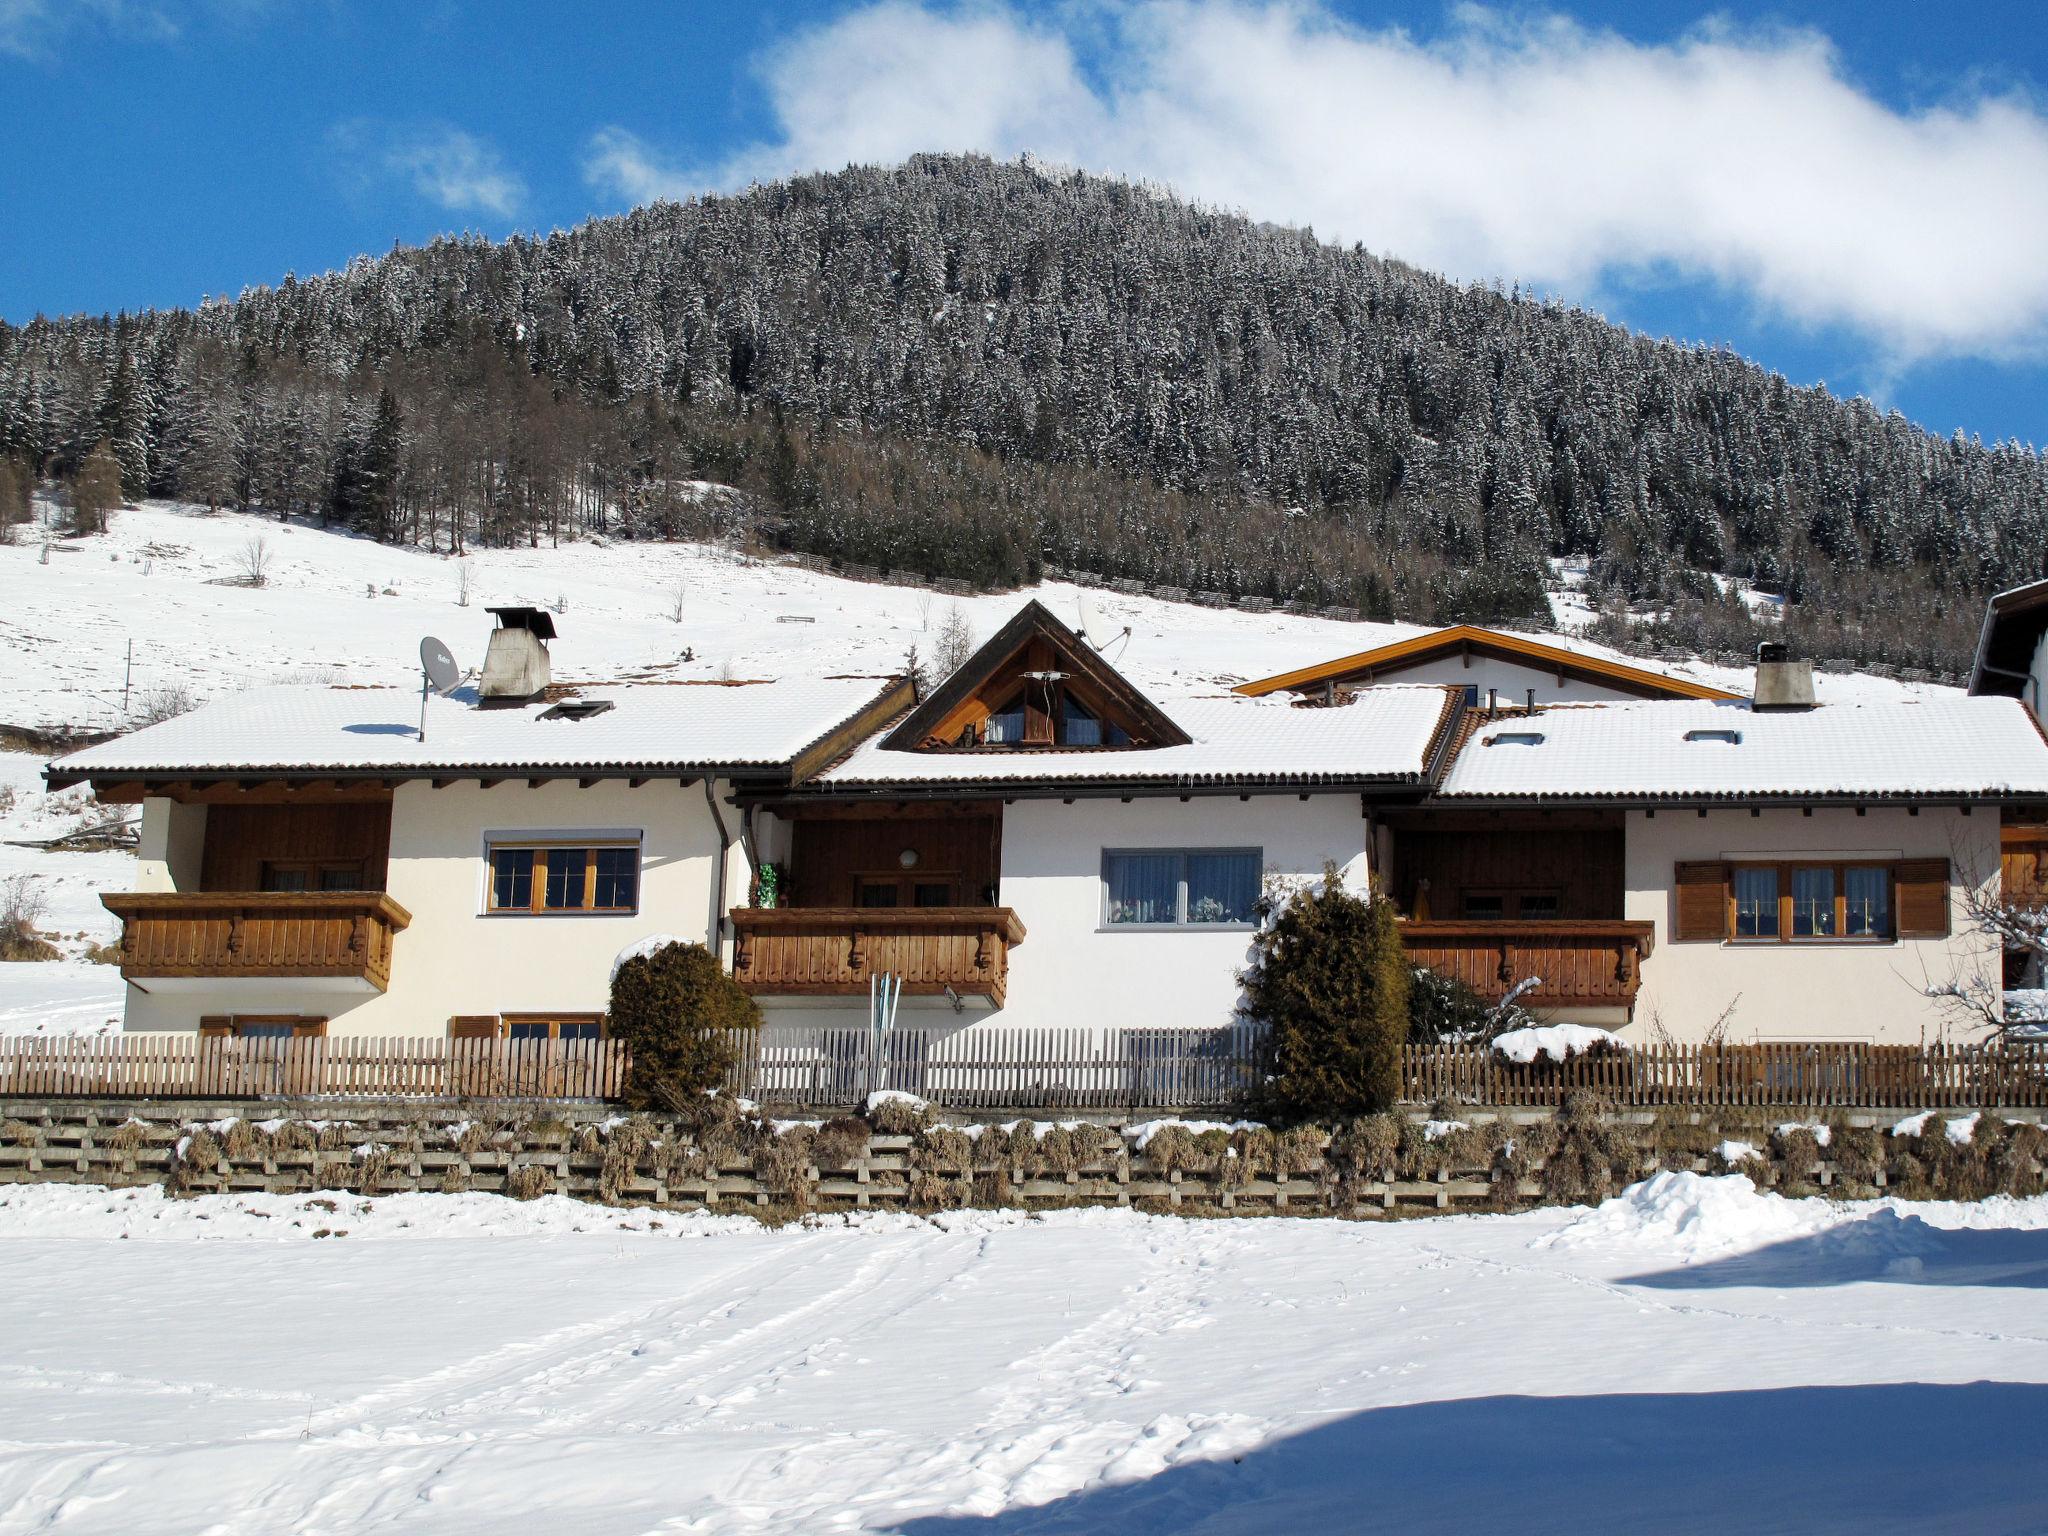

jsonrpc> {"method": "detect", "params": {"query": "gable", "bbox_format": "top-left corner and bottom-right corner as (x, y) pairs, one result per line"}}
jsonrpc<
(881, 601), (1192, 752)
(1234, 625), (1739, 703)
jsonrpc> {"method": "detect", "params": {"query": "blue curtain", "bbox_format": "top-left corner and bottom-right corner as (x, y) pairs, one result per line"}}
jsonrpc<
(1106, 852), (1178, 924)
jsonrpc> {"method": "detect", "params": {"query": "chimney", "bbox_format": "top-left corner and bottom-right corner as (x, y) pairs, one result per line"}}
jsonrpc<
(479, 606), (555, 704)
(1752, 640), (1815, 711)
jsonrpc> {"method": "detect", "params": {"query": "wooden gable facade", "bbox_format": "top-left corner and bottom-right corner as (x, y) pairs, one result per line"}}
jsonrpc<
(883, 600), (1191, 753)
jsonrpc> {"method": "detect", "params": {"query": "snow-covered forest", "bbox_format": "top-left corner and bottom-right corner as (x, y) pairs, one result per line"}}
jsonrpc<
(3, 154), (2044, 676)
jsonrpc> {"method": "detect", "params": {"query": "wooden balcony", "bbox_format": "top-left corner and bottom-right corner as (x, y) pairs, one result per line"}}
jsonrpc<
(1400, 919), (1656, 1015)
(731, 906), (1026, 1008)
(102, 892), (413, 993)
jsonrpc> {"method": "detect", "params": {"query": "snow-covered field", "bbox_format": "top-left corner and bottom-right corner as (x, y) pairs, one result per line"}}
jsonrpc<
(0, 1172), (2040, 1533)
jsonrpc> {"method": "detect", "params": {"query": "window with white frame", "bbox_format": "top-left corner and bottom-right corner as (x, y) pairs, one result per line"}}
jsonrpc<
(1102, 848), (1260, 928)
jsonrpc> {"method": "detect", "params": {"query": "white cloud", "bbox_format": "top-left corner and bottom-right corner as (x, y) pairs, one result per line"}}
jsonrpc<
(584, 1), (2048, 364)
(0, 0), (178, 59)
(331, 121), (526, 220)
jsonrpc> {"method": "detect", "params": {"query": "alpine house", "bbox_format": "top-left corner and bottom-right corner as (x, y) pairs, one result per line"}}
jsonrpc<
(48, 600), (2048, 1048)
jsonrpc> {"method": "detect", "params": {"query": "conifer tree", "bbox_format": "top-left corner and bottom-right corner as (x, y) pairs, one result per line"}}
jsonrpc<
(1240, 865), (1410, 1123)
(70, 440), (122, 533)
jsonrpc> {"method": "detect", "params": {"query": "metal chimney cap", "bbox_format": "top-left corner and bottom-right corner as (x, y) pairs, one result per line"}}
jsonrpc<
(486, 606), (557, 640)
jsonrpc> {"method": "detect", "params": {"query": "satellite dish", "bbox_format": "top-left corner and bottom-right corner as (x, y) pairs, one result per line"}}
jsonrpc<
(420, 636), (461, 696)
(1076, 594), (1131, 657)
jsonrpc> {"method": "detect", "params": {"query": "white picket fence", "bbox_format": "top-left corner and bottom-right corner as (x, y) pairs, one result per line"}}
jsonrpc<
(731, 1023), (1264, 1110)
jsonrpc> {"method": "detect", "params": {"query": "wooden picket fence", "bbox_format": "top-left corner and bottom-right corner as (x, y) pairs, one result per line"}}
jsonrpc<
(732, 1023), (1263, 1111)
(2, 1031), (2044, 1110)
(0, 1035), (629, 1101)
(1400, 1040), (2048, 1110)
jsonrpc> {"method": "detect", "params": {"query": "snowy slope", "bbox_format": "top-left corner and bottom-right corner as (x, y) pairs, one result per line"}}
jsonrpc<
(2, 501), (1929, 736)
(0, 1173), (2041, 1532)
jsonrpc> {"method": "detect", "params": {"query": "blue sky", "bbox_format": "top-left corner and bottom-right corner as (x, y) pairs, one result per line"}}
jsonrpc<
(3, 1), (2045, 445)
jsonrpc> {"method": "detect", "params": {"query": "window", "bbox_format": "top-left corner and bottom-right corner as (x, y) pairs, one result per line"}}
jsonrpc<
(1790, 866), (1835, 937)
(1103, 849), (1260, 928)
(260, 860), (363, 893)
(984, 702), (1025, 744)
(485, 843), (640, 914)
(1845, 866), (1891, 937)
(1062, 694), (1102, 746)
(486, 1015), (605, 1041)
(1730, 863), (1893, 944)
(1733, 866), (1779, 938)
(199, 1015), (326, 1039)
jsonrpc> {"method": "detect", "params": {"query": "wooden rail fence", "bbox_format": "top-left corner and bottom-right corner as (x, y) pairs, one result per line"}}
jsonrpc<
(2, 1032), (2044, 1109)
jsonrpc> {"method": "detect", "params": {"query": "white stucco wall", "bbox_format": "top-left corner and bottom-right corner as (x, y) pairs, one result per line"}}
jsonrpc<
(1623, 806), (2001, 1044)
(752, 795), (1372, 1039)
(123, 779), (741, 1035)
(992, 794), (1369, 1034)
(134, 797), (205, 893)
(1365, 654), (1655, 706)
(2029, 629), (2048, 721)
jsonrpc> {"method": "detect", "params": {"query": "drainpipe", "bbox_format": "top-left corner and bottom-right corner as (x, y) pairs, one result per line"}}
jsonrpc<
(702, 778), (733, 958)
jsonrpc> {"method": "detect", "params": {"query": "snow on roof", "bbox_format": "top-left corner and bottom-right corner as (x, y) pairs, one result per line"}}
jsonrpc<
(1437, 696), (2048, 801)
(47, 677), (900, 781)
(816, 686), (1457, 788)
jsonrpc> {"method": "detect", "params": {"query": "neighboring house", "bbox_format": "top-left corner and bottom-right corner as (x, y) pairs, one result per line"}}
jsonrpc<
(46, 609), (907, 1040)
(736, 601), (1459, 1037)
(49, 604), (2048, 1047)
(1969, 578), (2048, 988)
(1234, 624), (1739, 707)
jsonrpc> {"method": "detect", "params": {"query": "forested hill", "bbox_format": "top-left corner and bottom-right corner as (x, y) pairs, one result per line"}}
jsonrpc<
(3, 153), (2044, 676)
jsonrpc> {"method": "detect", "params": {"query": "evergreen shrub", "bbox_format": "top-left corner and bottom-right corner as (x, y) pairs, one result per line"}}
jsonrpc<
(1241, 865), (1411, 1122)
(607, 941), (761, 1111)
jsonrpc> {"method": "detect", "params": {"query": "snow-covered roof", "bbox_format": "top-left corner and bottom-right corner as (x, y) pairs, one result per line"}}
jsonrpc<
(46, 677), (902, 783)
(815, 686), (1458, 790)
(1437, 696), (2048, 802)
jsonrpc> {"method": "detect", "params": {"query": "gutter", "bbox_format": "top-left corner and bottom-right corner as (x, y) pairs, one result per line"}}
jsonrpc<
(702, 778), (734, 956)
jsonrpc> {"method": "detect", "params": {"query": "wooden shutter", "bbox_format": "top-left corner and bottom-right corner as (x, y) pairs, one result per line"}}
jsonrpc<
(1673, 861), (1731, 941)
(290, 1018), (327, 1038)
(448, 1015), (500, 1039)
(1896, 858), (1950, 938)
(198, 1016), (232, 1038)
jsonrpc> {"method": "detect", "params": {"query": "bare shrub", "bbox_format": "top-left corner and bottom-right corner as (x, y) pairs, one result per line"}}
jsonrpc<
(505, 1163), (552, 1200)
(235, 535), (270, 588)
(912, 1126), (973, 1174)
(812, 1116), (870, 1170)
(865, 1096), (931, 1136)
(131, 685), (197, 726)
(0, 874), (57, 961)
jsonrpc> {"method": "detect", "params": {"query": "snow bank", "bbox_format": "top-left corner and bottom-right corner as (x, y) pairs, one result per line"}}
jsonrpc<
(1492, 1023), (1630, 1064)
(1716, 1140), (1760, 1164)
(863, 1089), (928, 1115)
(1538, 1173), (1823, 1259)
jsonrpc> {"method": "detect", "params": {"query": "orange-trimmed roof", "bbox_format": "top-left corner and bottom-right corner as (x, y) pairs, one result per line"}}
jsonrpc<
(1233, 625), (1741, 702)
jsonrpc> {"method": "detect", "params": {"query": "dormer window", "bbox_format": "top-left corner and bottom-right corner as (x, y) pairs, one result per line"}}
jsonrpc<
(882, 599), (1194, 756)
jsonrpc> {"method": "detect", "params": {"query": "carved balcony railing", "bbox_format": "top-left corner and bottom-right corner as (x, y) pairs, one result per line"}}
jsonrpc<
(102, 892), (413, 992)
(730, 907), (1026, 1008)
(1399, 919), (1656, 1014)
